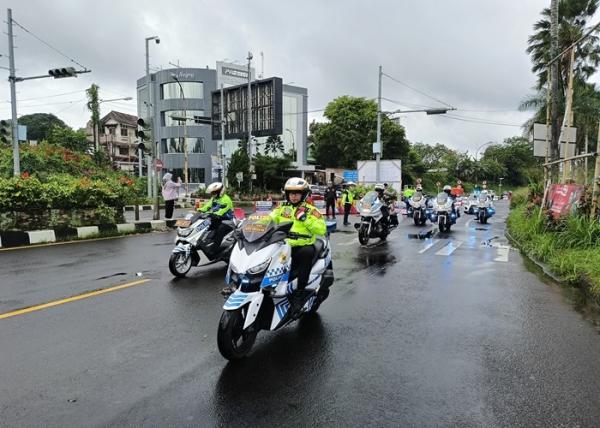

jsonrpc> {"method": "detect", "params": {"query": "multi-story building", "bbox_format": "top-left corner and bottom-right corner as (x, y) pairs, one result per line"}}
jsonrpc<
(86, 110), (140, 172)
(137, 65), (309, 189)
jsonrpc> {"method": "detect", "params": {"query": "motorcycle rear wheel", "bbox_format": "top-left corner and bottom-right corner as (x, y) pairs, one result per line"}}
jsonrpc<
(358, 224), (370, 245)
(169, 252), (192, 277)
(217, 307), (258, 360)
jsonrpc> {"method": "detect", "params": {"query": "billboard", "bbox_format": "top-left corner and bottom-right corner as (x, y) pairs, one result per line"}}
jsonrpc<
(356, 159), (402, 192)
(211, 77), (283, 140)
(216, 61), (256, 87)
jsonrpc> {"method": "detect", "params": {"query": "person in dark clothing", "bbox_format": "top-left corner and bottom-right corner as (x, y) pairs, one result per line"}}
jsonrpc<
(324, 184), (337, 219)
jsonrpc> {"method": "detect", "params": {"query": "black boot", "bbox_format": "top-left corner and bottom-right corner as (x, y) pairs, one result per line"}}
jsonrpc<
(290, 289), (313, 314)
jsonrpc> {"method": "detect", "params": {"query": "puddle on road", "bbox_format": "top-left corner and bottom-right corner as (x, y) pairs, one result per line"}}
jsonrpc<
(407, 228), (436, 240)
(95, 272), (128, 280)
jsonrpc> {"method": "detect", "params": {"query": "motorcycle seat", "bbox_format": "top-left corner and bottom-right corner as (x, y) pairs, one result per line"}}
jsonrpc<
(312, 238), (327, 264)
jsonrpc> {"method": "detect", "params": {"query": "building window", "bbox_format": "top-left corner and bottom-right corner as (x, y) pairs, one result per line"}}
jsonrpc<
(119, 147), (129, 156)
(161, 82), (204, 100)
(120, 127), (128, 137)
(162, 110), (206, 127)
(108, 127), (116, 136)
(161, 137), (205, 154)
(171, 168), (205, 184)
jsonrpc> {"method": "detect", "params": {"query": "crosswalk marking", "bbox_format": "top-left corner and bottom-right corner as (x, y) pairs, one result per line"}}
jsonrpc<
(494, 245), (510, 262)
(418, 240), (436, 254)
(435, 241), (462, 256)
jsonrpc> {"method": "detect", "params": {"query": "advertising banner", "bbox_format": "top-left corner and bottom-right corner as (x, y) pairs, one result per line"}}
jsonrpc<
(546, 184), (585, 218)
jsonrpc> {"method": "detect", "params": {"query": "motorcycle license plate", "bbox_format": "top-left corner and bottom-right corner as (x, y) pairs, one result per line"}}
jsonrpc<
(175, 219), (191, 227)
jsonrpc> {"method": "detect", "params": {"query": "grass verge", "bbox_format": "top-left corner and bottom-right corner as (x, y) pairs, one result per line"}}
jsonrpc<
(507, 205), (600, 302)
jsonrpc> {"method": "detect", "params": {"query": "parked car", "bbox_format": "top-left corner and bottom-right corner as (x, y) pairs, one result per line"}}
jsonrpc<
(463, 194), (478, 214)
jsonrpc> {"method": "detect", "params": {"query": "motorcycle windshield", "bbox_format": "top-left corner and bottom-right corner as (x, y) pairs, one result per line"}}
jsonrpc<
(436, 192), (448, 205)
(241, 215), (273, 243)
(412, 193), (422, 202)
(478, 193), (488, 203)
(359, 191), (378, 210)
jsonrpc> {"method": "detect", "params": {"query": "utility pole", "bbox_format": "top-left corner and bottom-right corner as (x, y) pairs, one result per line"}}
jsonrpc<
(544, 68), (551, 185)
(247, 51), (253, 192)
(220, 83), (226, 186)
(376, 65), (382, 182)
(593, 121), (600, 217)
(7, 9), (19, 176)
(550, 0), (560, 179)
(562, 48), (575, 183)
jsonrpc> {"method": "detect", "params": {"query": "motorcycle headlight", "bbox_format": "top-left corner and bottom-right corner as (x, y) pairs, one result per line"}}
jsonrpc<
(178, 227), (193, 237)
(247, 258), (271, 275)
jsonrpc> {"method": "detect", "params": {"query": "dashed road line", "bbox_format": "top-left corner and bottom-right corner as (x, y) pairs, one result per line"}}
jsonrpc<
(418, 240), (436, 254)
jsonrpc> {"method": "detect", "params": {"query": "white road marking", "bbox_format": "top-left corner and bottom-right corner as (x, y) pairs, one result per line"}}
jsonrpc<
(494, 245), (510, 262)
(465, 219), (472, 229)
(435, 241), (462, 256)
(418, 240), (436, 254)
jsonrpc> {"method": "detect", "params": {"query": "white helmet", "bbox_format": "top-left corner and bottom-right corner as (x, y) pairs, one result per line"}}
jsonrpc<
(374, 183), (385, 191)
(443, 185), (452, 191)
(283, 177), (309, 202)
(206, 182), (224, 197)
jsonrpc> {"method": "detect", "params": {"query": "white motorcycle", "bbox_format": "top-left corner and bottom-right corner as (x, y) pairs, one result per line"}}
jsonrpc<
(169, 212), (241, 277)
(354, 191), (395, 245)
(428, 192), (457, 232)
(217, 215), (334, 360)
(408, 192), (429, 226)
(475, 192), (495, 224)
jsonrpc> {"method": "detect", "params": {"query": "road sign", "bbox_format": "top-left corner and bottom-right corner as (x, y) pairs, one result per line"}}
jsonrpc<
(154, 159), (163, 171)
(436, 181), (441, 187)
(343, 170), (359, 182)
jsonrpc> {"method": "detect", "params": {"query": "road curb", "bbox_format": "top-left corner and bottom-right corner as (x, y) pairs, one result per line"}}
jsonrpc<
(0, 221), (166, 249)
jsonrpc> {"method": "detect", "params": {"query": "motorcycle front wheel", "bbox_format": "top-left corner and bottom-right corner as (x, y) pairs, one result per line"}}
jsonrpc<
(438, 218), (446, 233)
(358, 224), (370, 245)
(217, 307), (258, 360)
(169, 252), (192, 277)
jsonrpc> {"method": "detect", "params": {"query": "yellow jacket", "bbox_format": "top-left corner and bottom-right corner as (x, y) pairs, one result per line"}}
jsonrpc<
(269, 202), (326, 247)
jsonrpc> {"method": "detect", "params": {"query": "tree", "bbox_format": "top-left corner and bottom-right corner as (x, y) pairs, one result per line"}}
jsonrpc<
(86, 84), (100, 151)
(311, 96), (410, 168)
(18, 113), (67, 142)
(227, 141), (250, 192)
(46, 125), (89, 152)
(527, 0), (600, 90)
(479, 137), (541, 186)
(254, 153), (292, 191)
(263, 135), (285, 156)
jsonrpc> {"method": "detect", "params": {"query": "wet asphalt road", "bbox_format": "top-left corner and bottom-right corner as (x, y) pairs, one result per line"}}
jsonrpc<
(2, 201), (600, 427)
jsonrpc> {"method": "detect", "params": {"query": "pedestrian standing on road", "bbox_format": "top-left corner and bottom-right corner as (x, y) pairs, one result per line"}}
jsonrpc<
(325, 184), (337, 219)
(162, 173), (181, 219)
(341, 182), (355, 226)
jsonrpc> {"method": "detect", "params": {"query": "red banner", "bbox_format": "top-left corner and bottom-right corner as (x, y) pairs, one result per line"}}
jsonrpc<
(546, 184), (585, 218)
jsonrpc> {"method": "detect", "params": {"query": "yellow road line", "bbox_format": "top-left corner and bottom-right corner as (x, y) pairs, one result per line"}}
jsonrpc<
(0, 279), (152, 320)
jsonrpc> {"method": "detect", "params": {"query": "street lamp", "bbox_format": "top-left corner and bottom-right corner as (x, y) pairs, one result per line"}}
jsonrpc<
(171, 74), (189, 196)
(285, 128), (296, 163)
(498, 177), (504, 198)
(145, 35), (160, 220)
(475, 141), (497, 185)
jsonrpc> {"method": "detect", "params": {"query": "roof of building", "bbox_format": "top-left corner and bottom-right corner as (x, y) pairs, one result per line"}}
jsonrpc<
(100, 111), (138, 127)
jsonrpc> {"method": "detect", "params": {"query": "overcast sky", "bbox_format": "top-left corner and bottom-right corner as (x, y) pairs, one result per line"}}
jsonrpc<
(1, 0), (558, 155)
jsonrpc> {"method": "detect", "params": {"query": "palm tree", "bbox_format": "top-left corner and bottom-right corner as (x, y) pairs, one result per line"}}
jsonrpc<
(523, 0), (600, 145)
(263, 135), (285, 156)
(527, 0), (600, 90)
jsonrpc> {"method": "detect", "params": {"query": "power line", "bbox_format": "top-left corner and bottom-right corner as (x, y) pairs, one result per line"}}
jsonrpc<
(11, 18), (89, 70)
(381, 97), (437, 110)
(0, 98), (86, 110)
(2, 89), (87, 103)
(439, 114), (522, 127)
(381, 72), (455, 109)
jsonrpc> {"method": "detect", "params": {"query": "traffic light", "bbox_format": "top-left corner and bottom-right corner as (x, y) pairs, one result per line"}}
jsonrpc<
(0, 120), (11, 144)
(136, 118), (148, 141)
(48, 67), (77, 79)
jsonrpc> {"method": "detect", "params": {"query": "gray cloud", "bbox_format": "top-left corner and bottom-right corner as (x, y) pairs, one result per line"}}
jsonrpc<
(1, 0), (547, 153)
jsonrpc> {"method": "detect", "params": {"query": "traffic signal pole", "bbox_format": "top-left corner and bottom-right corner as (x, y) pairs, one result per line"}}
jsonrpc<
(7, 9), (19, 176)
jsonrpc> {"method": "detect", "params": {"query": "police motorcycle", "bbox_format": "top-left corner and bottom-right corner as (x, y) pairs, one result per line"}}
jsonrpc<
(429, 192), (457, 232)
(169, 211), (242, 278)
(217, 214), (334, 360)
(475, 191), (495, 224)
(354, 190), (396, 245)
(407, 191), (429, 226)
